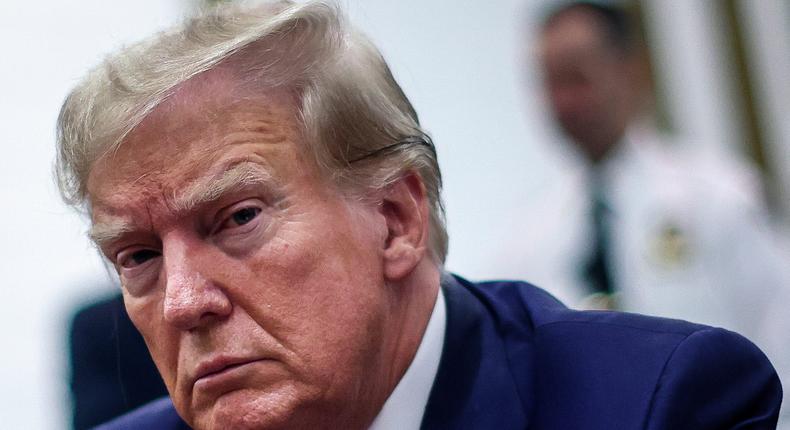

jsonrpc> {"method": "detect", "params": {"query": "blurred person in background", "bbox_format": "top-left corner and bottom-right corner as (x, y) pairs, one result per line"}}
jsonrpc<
(526, 0), (789, 424)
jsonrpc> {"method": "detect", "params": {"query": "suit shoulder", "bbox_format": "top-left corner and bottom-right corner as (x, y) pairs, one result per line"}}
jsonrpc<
(462, 276), (712, 334)
(644, 327), (782, 429)
(92, 397), (189, 430)
(462, 277), (707, 335)
(457, 277), (781, 427)
(464, 277), (767, 367)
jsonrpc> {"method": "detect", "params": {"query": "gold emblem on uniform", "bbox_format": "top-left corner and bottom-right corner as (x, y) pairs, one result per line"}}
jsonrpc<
(651, 222), (691, 269)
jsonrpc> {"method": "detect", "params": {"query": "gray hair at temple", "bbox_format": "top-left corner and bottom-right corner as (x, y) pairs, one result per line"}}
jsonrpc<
(55, 0), (448, 263)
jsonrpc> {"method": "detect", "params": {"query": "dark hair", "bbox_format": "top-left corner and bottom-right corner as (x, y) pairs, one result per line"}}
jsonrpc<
(541, 1), (635, 54)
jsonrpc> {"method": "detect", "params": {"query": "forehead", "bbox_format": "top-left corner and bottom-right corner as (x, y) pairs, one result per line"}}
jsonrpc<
(541, 9), (611, 60)
(86, 72), (307, 216)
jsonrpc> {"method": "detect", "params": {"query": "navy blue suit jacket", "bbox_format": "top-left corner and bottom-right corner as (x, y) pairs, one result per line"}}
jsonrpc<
(70, 294), (168, 429)
(96, 275), (782, 429)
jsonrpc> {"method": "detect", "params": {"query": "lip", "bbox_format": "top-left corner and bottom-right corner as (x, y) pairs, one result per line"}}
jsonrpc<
(192, 355), (264, 387)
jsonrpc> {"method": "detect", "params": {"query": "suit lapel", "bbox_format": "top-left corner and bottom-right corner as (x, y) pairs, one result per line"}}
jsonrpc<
(420, 275), (532, 429)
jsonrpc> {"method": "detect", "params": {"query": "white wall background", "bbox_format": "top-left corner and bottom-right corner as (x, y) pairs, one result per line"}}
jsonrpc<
(1, 1), (786, 429)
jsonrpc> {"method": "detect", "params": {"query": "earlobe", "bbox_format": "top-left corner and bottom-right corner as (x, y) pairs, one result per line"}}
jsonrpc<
(380, 173), (429, 281)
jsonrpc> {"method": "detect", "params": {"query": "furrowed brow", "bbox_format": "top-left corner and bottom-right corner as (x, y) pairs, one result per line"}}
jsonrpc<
(88, 163), (276, 248)
(171, 162), (277, 213)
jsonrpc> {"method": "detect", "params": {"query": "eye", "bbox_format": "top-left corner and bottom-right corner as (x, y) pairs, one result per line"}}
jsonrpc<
(117, 248), (161, 269)
(211, 200), (267, 239)
(230, 207), (261, 227)
(214, 204), (264, 235)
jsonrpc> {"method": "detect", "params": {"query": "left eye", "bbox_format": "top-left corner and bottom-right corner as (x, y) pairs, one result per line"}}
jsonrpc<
(229, 207), (261, 227)
(212, 201), (266, 237)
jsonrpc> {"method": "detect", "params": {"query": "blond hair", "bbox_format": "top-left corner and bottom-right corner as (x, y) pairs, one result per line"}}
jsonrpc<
(55, 0), (448, 263)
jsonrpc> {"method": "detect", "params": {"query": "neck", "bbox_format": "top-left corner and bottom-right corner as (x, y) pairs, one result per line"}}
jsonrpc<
(387, 261), (441, 383)
(581, 125), (626, 164)
(360, 261), (441, 428)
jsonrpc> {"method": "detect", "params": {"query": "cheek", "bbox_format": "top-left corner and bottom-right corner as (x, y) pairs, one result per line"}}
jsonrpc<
(241, 206), (382, 302)
(235, 215), (387, 370)
(239, 231), (372, 331)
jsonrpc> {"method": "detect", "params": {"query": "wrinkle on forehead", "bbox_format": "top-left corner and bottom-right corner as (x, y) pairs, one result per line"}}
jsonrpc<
(89, 84), (299, 191)
(103, 63), (299, 165)
(87, 70), (308, 249)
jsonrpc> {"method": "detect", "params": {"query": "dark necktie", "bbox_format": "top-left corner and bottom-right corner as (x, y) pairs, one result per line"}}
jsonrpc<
(582, 179), (615, 296)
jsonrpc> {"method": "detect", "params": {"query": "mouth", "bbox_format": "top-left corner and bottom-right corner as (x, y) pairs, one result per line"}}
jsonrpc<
(193, 356), (265, 386)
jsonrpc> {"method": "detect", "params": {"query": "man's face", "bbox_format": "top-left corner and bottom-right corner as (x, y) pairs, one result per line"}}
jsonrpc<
(539, 9), (632, 160)
(87, 77), (400, 429)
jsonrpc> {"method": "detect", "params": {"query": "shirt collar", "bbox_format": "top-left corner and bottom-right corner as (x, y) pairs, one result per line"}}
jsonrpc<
(368, 287), (446, 430)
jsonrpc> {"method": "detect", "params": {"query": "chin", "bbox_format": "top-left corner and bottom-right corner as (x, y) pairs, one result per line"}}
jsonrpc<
(194, 387), (323, 430)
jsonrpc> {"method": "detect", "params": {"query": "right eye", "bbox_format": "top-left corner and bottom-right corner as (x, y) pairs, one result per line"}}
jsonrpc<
(117, 248), (161, 269)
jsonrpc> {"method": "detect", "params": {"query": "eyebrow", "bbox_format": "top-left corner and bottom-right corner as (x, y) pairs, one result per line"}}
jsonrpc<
(171, 161), (277, 213)
(89, 218), (135, 248)
(89, 162), (277, 249)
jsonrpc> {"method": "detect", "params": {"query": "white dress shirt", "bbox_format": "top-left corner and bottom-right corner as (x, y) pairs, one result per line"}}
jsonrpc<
(369, 288), (446, 430)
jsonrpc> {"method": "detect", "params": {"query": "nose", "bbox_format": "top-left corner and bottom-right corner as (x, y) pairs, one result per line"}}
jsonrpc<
(161, 235), (232, 330)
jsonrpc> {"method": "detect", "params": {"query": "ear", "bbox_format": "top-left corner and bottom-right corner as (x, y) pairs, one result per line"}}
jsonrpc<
(379, 172), (429, 281)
